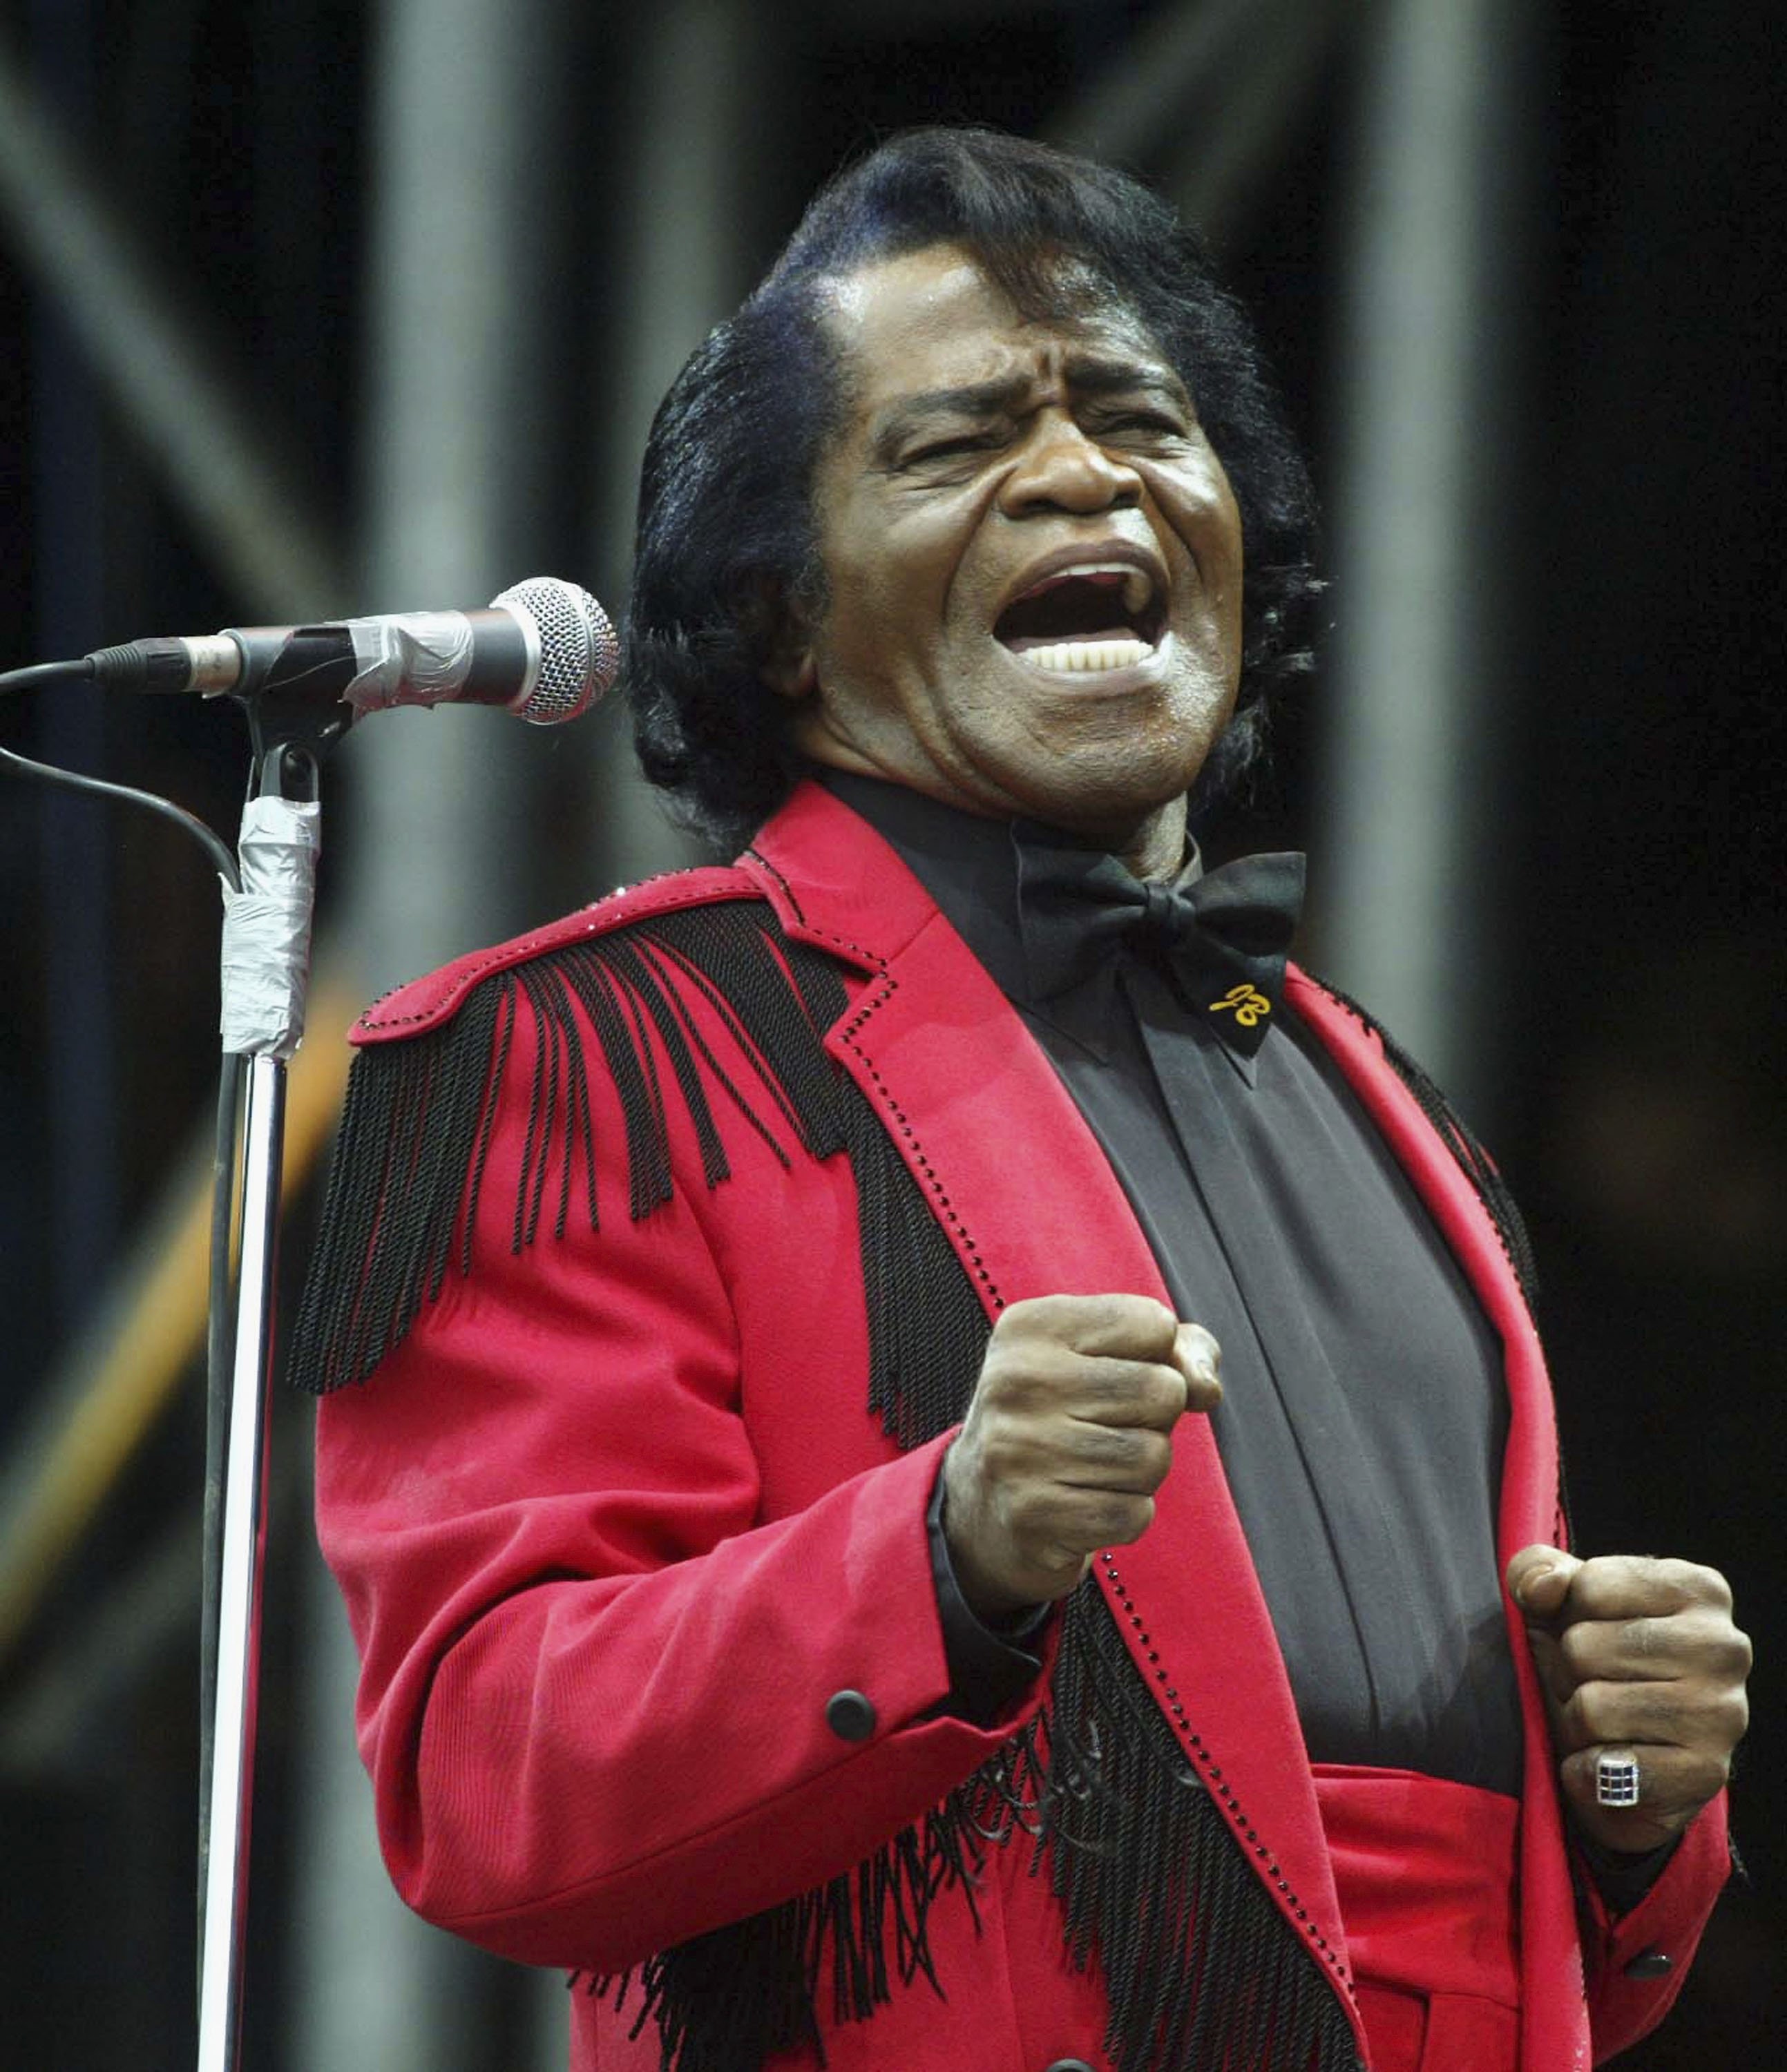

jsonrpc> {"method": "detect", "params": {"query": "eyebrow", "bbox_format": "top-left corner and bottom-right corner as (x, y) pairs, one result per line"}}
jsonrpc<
(870, 356), (1189, 462)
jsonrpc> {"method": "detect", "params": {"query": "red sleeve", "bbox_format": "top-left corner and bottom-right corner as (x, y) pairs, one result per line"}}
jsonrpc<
(1580, 1793), (1733, 2062)
(312, 975), (1043, 1973)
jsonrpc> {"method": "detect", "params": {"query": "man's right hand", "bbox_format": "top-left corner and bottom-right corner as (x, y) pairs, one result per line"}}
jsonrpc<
(940, 1293), (1221, 1624)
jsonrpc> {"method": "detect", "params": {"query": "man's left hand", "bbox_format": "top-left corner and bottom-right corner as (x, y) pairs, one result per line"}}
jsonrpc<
(1507, 1545), (1750, 1854)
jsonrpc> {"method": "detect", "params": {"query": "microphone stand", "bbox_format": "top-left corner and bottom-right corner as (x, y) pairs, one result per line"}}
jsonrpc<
(197, 643), (354, 2072)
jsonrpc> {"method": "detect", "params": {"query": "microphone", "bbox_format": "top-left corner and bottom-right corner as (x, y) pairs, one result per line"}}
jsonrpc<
(82, 576), (619, 726)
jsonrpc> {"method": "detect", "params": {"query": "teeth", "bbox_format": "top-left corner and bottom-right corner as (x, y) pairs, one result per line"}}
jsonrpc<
(1121, 568), (1150, 615)
(1022, 637), (1153, 673)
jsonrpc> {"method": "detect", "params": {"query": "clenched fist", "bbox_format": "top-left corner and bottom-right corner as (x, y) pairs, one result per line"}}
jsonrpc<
(942, 1293), (1222, 1624)
(1507, 1546), (1751, 1854)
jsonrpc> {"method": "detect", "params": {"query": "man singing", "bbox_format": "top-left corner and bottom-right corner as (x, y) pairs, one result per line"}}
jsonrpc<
(296, 129), (1748, 2071)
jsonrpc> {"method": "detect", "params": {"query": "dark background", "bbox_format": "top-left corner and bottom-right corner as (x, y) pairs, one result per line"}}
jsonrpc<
(1, 1), (1781, 2064)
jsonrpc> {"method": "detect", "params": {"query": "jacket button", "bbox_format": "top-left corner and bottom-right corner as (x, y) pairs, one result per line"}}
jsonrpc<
(1623, 1948), (1674, 1979)
(825, 1689), (877, 1741)
(1043, 2061), (1096, 2071)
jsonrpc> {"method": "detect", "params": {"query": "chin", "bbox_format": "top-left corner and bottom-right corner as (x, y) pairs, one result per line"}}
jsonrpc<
(1003, 763), (1194, 846)
(1022, 731), (1214, 823)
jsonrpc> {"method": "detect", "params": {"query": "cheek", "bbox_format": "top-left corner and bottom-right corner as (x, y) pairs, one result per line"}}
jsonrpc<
(810, 566), (897, 689)
(1150, 459), (1245, 592)
(829, 518), (928, 638)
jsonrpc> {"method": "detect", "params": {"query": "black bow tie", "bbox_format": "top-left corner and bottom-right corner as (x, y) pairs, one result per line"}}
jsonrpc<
(1013, 833), (1306, 1057)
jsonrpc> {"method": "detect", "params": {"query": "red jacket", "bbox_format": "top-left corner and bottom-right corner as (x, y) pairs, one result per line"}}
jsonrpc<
(314, 780), (1728, 2070)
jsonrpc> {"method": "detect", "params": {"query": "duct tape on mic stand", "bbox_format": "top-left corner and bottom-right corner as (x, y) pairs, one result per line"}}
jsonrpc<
(218, 795), (321, 1058)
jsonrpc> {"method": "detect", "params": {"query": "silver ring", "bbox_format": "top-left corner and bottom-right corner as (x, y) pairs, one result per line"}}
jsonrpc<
(1595, 1752), (1641, 1808)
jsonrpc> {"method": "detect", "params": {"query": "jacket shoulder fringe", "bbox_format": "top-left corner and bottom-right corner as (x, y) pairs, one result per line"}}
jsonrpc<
(288, 888), (854, 1396)
(353, 865), (758, 1046)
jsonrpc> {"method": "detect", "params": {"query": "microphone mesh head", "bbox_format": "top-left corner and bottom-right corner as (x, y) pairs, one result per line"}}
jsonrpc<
(490, 576), (620, 725)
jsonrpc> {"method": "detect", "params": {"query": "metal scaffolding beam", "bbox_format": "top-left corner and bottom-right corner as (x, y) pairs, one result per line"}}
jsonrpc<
(291, 4), (580, 2068)
(1318, 0), (1539, 1107)
(585, 0), (769, 885)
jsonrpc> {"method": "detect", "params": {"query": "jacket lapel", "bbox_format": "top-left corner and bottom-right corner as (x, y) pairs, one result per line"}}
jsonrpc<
(1288, 973), (1590, 2068)
(743, 784), (1356, 2006)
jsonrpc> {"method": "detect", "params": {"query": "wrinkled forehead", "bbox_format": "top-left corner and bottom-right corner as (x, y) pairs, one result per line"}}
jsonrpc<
(814, 242), (1178, 413)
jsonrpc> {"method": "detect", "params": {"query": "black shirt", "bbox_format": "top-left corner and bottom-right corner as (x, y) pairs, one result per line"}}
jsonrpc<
(828, 771), (1524, 1796)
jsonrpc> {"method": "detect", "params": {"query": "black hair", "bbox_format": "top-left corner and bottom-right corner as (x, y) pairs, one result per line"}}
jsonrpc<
(624, 125), (1321, 853)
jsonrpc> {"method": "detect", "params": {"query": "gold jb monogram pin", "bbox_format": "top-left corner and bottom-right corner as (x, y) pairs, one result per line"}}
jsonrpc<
(1209, 984), (1272, 1028)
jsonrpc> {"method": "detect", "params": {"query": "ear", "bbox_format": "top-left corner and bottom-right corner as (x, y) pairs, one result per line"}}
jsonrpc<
(754, 582), (819, 703)
(761, 644), (816, 702)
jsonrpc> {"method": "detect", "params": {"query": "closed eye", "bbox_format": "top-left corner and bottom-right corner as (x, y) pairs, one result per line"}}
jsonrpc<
(907, 431), (1003, 465)
(1096, 410), (1189, 439)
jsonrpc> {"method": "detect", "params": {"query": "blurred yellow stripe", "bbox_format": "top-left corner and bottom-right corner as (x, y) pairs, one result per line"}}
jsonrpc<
(0, 979), (359, 1667)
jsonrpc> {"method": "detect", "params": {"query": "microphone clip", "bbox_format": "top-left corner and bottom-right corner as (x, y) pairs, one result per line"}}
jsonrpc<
(238, 630), (360, 799)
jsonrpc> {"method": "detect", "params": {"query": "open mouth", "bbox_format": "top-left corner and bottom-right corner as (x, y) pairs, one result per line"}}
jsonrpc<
(994, 562), (1167, 674)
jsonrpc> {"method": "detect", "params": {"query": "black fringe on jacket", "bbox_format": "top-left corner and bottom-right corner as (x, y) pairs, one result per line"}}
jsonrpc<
(292, 897), (1538, 2072)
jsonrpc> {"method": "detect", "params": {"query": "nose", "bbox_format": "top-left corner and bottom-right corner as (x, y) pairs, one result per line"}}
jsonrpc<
(999, 412), (1143, 518)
